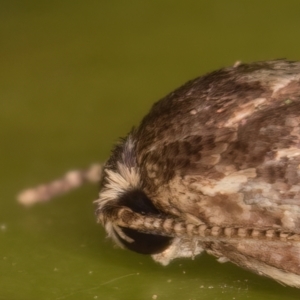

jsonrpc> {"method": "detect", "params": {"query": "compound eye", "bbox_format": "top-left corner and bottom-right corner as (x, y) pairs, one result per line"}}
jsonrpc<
(115, 227), (172, 254)
(118, 189), (161, 215)
(114, 189), (173, 255)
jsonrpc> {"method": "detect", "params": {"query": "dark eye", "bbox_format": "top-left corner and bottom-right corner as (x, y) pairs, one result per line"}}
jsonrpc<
(116, 227), (172, 254)
(114, 189), (172, 255)
(118, 189), (161, 215)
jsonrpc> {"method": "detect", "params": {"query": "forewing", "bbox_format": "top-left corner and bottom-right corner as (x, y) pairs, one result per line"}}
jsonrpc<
(136, 60), (300, 231)
(206, 239), (300, 287)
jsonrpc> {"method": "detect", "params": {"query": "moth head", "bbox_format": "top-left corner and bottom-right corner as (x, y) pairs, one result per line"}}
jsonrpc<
(95, 135), (173, 256)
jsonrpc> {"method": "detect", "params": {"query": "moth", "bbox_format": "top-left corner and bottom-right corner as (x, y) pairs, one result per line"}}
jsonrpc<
(19, 60), (300, 288)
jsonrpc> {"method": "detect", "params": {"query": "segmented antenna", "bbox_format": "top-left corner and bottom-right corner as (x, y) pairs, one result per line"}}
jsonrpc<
(107, 207), (300, 242)
(17, 163), (104, 206)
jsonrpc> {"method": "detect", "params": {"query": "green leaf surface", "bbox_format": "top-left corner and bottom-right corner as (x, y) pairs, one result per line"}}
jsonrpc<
(1, 1), (300, 299)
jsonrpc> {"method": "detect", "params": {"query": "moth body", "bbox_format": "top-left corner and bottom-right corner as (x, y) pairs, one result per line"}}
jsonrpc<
(96, 60), (300, 288)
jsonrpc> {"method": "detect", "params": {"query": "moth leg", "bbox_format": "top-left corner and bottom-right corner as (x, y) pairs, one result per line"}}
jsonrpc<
(112, 224), (134, 243)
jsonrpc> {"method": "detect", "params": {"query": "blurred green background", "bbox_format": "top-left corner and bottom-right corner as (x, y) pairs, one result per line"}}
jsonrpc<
(1, 1), (300, 299)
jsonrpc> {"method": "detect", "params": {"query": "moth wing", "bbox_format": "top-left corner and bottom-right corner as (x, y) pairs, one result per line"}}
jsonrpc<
(207, 239), (300, 288)
(138, 61), (300, 285)
(138, 66), (300, 231)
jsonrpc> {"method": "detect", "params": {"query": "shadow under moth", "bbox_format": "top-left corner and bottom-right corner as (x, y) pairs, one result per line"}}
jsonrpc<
(19, 60), (300, 288)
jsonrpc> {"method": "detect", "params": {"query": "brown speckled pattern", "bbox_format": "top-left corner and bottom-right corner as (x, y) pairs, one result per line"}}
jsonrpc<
(97, 60), (300, 287)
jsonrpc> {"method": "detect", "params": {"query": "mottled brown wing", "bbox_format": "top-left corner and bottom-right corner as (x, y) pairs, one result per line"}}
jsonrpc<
(136, 60), (300, 233)
(133, 60), (300, 287)
(95, 60), (300, 287)
(206, 239), (300, 287)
